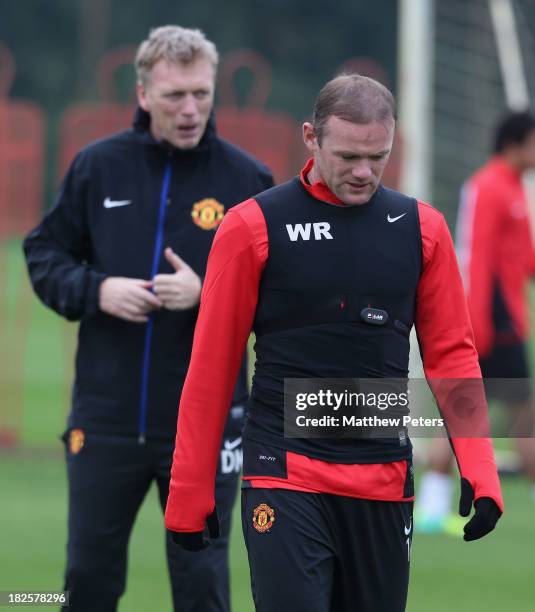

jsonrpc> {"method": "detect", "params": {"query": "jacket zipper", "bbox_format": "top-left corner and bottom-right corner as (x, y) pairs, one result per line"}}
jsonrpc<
(138, 158), (173, 444)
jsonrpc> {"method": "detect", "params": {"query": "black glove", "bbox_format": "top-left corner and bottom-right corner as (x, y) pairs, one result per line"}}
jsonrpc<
(169, 508), (220, 552)
(459, 478), (502, 542)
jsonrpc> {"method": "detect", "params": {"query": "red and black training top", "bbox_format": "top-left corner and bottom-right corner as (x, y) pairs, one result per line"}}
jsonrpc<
(456, 155), (535, 357)
(165, 159), (503, 533)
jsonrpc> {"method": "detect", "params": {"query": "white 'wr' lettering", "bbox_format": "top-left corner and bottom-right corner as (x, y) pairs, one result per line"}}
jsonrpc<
(286, 222), (333, 241)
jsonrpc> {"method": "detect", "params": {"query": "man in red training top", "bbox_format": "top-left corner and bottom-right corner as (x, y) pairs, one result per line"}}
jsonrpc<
(165, 74), (503, 612)
(417, 111), (535, 534)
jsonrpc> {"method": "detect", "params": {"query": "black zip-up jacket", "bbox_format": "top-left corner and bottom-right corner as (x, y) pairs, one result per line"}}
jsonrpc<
(24, 108), (273, 440)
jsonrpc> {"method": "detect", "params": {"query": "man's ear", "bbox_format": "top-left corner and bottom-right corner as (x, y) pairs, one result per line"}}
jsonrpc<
(303, 122), (319, 153)
(137, 81), (150, 112)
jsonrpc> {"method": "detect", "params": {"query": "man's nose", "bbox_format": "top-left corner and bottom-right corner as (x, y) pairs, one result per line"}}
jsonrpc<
(181, 94), (198, 115)
(351, 160), (373, 181)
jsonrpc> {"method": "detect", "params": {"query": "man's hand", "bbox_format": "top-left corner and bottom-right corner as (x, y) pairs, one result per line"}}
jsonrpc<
(169, 508), (220, 552)
(459, 478), (502, 541)
(153, 248), (202, 310)
(99, 277), (162, 323)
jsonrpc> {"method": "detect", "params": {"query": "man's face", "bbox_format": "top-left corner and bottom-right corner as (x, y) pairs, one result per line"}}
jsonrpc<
(303, 115), (395, 205)
(516, 130), (535, 171)
(137, 56), (215, 150)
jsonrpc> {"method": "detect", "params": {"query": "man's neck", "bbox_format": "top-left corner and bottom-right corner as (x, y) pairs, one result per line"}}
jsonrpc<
(307, 162), (319, 185)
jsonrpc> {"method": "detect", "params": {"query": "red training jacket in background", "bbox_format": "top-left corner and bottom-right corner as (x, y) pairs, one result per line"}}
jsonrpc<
(456, 156), (535, 357)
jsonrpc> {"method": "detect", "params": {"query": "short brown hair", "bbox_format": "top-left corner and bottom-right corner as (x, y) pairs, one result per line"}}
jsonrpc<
(135, 25), (218, 86)
(312, 74), (396, 143)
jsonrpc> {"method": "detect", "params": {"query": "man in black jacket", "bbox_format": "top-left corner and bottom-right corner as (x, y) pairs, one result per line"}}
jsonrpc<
(24, 25), (273, 612)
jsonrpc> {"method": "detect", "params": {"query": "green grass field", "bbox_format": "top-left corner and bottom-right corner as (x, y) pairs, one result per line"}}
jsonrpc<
(2, 454), (535, 611)
(2, 240), (535, 611)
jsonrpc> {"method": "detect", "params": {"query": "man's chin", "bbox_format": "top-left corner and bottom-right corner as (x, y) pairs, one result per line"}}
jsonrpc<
(171, 137), (202, 150)
(338, 187), (375, 206)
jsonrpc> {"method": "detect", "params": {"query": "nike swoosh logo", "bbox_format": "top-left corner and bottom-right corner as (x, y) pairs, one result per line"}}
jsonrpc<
(387, 213), (406, 223)
(103, 197), (132, 209)
(404, 519), (412, 536)
(224, 437), (242, 451)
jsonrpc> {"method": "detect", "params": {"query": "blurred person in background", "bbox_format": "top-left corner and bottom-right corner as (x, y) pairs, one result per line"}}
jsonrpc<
(416, 111), (535, 534)
(23, 25), (272, 612)
(165, 74), (503, 612)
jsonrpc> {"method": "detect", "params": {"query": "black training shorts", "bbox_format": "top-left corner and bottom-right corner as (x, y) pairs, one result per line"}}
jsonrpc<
(241, 487), (413, 612)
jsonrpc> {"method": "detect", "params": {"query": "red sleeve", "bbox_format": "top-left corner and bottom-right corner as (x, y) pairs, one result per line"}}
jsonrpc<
(416, 201), (480, 378)
(416, 201), (503, 512)
(457, 180), (505, 357)
(165, 199), (268, 532)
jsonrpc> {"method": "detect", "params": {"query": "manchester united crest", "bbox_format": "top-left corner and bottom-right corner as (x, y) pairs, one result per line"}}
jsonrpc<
(191, 198), (225, 230)
(69, 429), (85, 455)
(253, 503), (275, 533)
